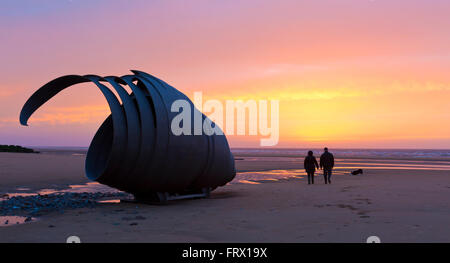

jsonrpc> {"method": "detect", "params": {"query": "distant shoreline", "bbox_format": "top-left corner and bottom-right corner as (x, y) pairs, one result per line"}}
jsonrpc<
(0, 145), (38, 154)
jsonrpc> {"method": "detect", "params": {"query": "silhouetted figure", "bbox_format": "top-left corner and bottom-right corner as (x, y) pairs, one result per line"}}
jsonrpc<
(304, 151), (319, 185)
(320, 147), (334, 184)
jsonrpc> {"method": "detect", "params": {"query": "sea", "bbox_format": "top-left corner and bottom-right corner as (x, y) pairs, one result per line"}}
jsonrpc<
(33, 146), (450, 160)
(232, 148), (450, 160)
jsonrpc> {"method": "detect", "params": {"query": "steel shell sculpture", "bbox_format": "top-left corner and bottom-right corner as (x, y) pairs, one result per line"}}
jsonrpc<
(20, 70), (236, 201)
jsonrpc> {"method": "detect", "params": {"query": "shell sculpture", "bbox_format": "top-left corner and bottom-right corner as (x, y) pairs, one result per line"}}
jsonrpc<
(20, 70), (236, 201)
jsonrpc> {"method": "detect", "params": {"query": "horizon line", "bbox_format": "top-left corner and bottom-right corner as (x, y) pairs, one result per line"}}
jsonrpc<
(19, 145), (450, 151)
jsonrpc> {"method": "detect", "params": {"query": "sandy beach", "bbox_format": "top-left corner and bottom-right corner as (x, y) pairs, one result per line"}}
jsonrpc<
(0, 151), (449, 243)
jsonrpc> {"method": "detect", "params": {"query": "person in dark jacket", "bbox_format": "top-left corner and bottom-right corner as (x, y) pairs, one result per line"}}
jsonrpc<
(304, 151), (319, 185)
(320, 147), (334, 184)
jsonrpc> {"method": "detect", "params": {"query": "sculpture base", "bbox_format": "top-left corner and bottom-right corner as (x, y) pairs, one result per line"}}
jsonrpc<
(121, 188), (212, 204)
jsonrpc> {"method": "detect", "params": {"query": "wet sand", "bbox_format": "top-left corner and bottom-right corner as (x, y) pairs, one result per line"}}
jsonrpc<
(0, 152), (86, 192)
(0, 152), (450, 242)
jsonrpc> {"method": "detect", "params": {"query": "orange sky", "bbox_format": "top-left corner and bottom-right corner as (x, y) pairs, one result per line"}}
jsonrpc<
(1, 0), (449, 148)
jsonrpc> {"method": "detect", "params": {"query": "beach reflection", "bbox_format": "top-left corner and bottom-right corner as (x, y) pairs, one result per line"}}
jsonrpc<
(235, 169), (345, 184)
(236, 169), (315, 184)
(98, 199), (121, 204)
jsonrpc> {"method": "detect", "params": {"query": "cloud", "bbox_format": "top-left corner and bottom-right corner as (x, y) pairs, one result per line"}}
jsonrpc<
(262, 64), (329, 76)
(0, 90), (15, 98)
(199, 80), (450, 102)
(0, 105), (110, 127)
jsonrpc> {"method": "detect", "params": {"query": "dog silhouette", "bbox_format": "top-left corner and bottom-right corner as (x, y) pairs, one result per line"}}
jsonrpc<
(351, 169), (363, 175)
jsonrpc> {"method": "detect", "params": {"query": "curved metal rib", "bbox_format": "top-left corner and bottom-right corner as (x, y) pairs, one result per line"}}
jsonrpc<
(20, 75), (90, 126)
(132, 74), (173, 189)
(103, 76), (141, 188)
(82, 75), (127, 185)
(119, 75), (158, 192)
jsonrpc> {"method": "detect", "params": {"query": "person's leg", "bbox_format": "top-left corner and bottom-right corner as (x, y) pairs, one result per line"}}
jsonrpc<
(327, 169), (332, 184)
(323, 170), (328, 184)
(307, 172), (311, 184)
(311, 171), (314, 184)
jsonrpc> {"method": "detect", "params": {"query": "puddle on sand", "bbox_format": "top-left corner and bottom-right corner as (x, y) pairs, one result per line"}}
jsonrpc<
(235, 169), (347, 184)
(42, 182), (121, 195)
(98, 199), (121, 204)
(15, 187), (31, 191)
(238, 180), (261, 185)
(0, 216), (36, 227)
(236, 169), (307, 183)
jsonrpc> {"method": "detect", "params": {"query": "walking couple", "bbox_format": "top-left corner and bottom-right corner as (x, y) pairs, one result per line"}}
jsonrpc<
(304, 147), (334, 185)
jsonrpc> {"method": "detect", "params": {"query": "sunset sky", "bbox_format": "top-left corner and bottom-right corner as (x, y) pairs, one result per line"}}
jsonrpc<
(1, 0), (449, 148)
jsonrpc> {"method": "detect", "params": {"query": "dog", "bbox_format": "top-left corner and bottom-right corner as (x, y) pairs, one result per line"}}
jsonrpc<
(351, 169), (363, 175)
